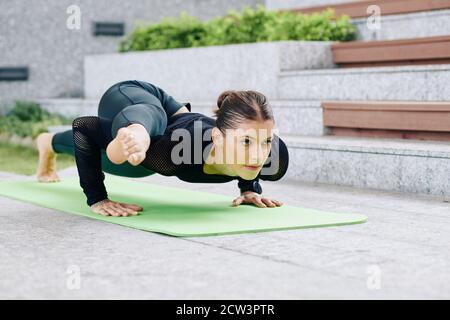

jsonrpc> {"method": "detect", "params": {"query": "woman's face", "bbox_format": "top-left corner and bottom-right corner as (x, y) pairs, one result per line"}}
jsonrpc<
(214, 119), (275, 180)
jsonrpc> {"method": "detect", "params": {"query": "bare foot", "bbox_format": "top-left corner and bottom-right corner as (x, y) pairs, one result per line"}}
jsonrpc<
(36, 132), (60, 182)
(106, 124), (151, 166)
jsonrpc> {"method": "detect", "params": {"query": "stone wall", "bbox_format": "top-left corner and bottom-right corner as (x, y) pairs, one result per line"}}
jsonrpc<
(265, 0), (351, 10)
(0, 0), (263, 106)
(82, 41), (335, 102)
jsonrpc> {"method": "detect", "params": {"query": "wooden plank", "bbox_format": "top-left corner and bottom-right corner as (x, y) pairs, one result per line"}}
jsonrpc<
(337, 59), (450, 68)
(287, 0), (450, 19)
(329, 127), (450, 142)
(322, 101), (450, 112)
(322, 101), (450, 134)
(324, 109), (450, 131)
(332, 35), (450, 49)
(331, 35), (450, 67)
(333, 36), (450, 63)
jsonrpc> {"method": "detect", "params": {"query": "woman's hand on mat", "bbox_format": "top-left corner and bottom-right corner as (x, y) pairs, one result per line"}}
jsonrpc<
(90, 199), (143, 217)
(231, 192), (283, 208)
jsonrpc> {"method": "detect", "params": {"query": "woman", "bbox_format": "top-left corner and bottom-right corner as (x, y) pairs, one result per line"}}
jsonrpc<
(35, 80), (289, 217)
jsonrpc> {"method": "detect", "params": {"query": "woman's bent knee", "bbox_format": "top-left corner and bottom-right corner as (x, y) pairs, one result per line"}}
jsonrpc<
(110, 103), (167, 138)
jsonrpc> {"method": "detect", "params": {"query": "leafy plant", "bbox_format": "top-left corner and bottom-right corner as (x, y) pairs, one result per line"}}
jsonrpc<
(0, 100), (72, 139)
(119, 5), (356, 52)
(120, 12), (208, 52)
(6, 100), (52, 122)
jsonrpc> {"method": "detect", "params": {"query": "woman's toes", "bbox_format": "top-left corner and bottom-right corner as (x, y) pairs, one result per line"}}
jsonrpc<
(128, 152), (145, 166)
(125, 132), (134, 143)
(117, 127), (128, 139)
(128, 153), (139, 165)
(38, 172), (60, 183)
(115, 125), (150, 166)
(123, 134), (133, 144)
(126, 143), (141, 154)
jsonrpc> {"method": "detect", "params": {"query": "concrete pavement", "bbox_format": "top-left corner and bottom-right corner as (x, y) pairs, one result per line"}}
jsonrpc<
(0, 166), (449, 299)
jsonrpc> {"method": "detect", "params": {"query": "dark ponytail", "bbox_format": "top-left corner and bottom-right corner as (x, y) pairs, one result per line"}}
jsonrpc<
(213, 90), (274, 133)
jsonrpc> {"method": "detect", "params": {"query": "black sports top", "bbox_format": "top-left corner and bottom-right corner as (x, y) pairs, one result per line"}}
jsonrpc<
(72, 111), (289, 206)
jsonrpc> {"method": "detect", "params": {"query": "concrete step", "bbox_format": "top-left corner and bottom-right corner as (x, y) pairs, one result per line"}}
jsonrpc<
(278, 64), (450, 101)
(352, 9), (450, 41)
(37, 98), (327, 137)
(36, 98), (98, 118)
(282, 134), (450, 198)
(270, 0), (450, 41)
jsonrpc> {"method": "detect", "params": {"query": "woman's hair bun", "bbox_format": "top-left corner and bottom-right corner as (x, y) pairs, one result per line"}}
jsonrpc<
(217, 90), (234, 109)
(213, 90), (274, 129)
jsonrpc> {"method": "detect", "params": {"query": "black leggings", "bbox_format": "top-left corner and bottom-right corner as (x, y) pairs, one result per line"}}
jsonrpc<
(51, 80), (187, 177)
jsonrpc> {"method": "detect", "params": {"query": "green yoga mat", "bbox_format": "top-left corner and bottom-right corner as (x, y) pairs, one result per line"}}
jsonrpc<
(0, 174), (367, 237)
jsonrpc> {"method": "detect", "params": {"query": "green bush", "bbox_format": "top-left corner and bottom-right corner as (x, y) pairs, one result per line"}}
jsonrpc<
(201, 5), (278, 46)
(0, 100), (72, 139)
(6, 100), (52, 122)
(266, 8), (356, 41)
(120, 12), (208, 52)
(119, 5), (356, 52)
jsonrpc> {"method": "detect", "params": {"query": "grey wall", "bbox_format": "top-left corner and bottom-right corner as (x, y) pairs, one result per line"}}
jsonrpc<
(0, 0), (264, 106)
(265, 0), (352, 10)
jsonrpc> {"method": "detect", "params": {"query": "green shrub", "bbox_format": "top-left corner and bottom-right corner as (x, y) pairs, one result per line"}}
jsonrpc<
(6, 100), (52, 122)
(120, 12), (208, 52)
(202, 5), (278, 46)
(266, 9), (356, 41)
(0, 100), (72, 139)
(119, 5), (356, 52)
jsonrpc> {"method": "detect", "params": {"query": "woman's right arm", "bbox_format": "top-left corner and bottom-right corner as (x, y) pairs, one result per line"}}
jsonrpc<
(72, 116), (110, 207)
(72, 116), (144, 217)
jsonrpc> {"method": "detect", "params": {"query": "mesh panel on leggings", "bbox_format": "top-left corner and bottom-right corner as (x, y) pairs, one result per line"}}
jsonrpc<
(139, 116), (200, 176)
(140, 135), (181, 176)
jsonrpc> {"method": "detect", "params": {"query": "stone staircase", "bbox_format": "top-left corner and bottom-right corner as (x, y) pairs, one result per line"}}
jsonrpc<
(278, 64), (450, 101)
(285, 0), (450, 41)
(36, 0), (450, 199)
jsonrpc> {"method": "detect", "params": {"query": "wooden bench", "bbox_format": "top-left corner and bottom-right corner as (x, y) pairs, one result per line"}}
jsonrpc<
(322, 101), (450, 142)
(331, 35), (450, 68)
(286, 0), (450, 19)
